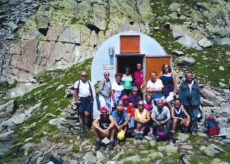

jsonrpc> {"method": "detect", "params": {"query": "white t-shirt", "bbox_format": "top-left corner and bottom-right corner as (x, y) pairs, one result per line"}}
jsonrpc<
(112, 81), (123, 99)
(74, 80), (91, 97)
(187, 80), (194, 94)
(146, 79), (163, 100)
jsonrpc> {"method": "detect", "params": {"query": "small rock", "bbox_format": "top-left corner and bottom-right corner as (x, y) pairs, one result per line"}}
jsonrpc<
(9, 0), (20, 5)
(69, 160), (78, 164)
(83, 152), (97, 164)
(197, 132), (207, 137)
(158, 145), (178, 154)
(204, 144), (225, 156)
(97, 151), (105, 162)
(150, 140), (155, 147)
(210, 159), (228, 164)
(147, 152), (163, 160)
(219, 66), (224, 71)
(200, 146), (207, 151)
(198, 38), (213, 48)
(24, 0), (32, 4)
(180, 145), (193, 150)
(219, 82), (226, 88)
(81, 139), (91, 146)
(0, 131), (14, 141)
(172, 50), (184, 56)
(6, 22), (18, 33)
(177, 133), (189, 141)
(56, 84), (65, 90)
(221, 103), (230, 114)
(201, 97), (214, 107)
(119, 155), (140, 163)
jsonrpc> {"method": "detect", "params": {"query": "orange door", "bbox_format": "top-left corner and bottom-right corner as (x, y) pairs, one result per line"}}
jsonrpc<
(145, 55), (171, 84)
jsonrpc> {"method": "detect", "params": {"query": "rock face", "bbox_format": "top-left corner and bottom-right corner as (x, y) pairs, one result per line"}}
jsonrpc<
(0, 0), (152, 86)
(177, 57), (195, 66)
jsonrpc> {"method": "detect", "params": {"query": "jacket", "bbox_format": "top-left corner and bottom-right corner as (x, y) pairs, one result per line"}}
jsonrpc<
(179, 80), (200, 106)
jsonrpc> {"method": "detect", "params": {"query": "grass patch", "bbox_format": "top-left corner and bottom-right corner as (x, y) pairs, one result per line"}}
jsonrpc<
(71, 146), (80, 153)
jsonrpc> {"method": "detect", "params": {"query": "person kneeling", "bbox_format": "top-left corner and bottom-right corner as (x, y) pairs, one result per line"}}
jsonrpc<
(112, 105), (129, 146)
(93, 106), (115, 151)
(171, 98), (190, 137)
(134, 100), (150, 140)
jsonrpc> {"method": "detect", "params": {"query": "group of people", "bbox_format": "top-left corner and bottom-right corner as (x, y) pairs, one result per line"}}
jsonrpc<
(74, 63), (201, 151)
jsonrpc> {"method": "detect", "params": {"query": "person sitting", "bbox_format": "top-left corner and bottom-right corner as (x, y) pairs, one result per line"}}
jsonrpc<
(122, 66), (134, 96)
(134, 100), (150, 140)
(158, 64), (176, 104)
(144, 93), (154, 136)
(93, 106), (115, 151)
(146, 71), (163, 106)
(144, 93), (153, 115)
(112, 73), (123, 108)
(151, 99), (172, 135)
(120, 95), (135, 137)
(112, 105), (129, 146)
(171, 98), (190, 137)
(128, 86), (142, 109)
(99, 71), (112, 113)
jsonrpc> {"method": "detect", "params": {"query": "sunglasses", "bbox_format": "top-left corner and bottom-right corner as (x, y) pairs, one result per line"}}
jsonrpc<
(117, 111), (123, 113)
(81, 75), (87, 77)
(138, 104), (144, 106)
(102, 112), (107, 114)
(105, 74), (110, 76)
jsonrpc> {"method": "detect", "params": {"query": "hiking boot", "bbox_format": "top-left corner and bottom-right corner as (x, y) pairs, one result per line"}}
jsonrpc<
(119, 140), (125, 146)
(139, 133), (144, 140)
(108, 141), (114, 151)
(192, 132), (197, 137)
(135, 133), (140, 140)
(131, 128), (135, 137)
(95, 140), (101, 151)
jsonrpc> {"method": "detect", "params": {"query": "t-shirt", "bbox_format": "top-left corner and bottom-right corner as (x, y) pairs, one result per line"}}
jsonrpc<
(151, 106), (170, 121)
(144, 102), (153, 111)
(122, 76), (132, 89)
(112, 81), (123, 99)
(74, 80), (91, 97)
(134, 70), (143, 90)
(187, 80), (194, 94)
(129, 95), (141, 108)
(146, 79), (163, 100)
(112, 110), (128, 125)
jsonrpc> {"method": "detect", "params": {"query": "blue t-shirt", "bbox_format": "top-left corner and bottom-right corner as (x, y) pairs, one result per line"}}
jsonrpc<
(112, 111), (128, 125)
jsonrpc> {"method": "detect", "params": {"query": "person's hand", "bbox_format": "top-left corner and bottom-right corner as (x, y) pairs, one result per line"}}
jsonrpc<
(185, 120), (190, 127)
(157, 121), (161, 125)
(161, 121), (165, 124)
(173, 92), (176, 97)
(118, 125), (123, 131)
(76, 99), (81, 104)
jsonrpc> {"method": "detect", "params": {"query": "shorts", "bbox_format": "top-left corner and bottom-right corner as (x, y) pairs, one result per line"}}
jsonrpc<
(79, 97), (92, 113)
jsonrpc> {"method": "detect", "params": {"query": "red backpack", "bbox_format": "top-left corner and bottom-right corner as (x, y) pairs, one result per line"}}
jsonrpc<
(204, 116), (220, 135)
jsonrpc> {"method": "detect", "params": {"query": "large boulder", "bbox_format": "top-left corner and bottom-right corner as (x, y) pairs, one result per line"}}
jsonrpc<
(177, 57), (195, 66)
(83, 152), (97, 164)
(200, 88), (226, 106)
(220, 103), (230, 114)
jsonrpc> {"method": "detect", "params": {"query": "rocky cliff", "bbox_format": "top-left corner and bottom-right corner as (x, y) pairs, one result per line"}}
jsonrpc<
(0, 0), (230, 163)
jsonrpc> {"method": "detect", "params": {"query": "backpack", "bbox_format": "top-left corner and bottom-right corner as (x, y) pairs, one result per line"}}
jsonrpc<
(204, 116), (220, 135)
(155, 124), (170, 141)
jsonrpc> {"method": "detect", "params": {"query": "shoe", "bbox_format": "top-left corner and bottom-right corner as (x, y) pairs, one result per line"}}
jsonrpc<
(95, 140), (101, 151)
(135, 133), (140, 140)
(192, 132), (197, 137)
(108, 141), (114, 151)
(119, 140), (125, 146)
(148, 128), (153, 137)
(131, 128), (135, 137)
(139, 133), (144, 140)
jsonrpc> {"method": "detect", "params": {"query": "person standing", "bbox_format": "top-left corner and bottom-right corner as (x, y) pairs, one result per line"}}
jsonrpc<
(74, 71), (93, 134)
(179, 72), (200, 136)
(128, 86), (142, 109)
(158, 64), (176, 103)
(146, 71), (163, 106)
(99, 71), (112, 113)
(134, 63), (143, 98)
(122, 66), (134, 96)
(112, 73), (123, 108)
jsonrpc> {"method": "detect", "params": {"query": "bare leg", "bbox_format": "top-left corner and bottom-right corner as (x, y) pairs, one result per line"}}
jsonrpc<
(141, 123), (147, 133)
(94, 128), (101, 140)
(136, 122), (142, 132)
(172, 118), (178, 132)
(110, 127), (115, 139)
(85, 111), (90, 124)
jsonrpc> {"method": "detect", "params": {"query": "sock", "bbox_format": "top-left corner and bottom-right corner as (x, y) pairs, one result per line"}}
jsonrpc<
(140, 131), (143, 134)
(96, 138), (100, 141)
